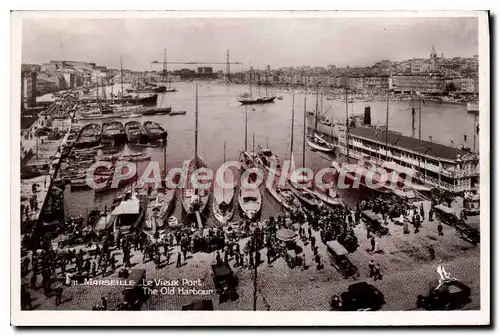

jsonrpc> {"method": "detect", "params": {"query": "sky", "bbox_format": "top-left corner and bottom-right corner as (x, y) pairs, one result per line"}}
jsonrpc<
(21, 16), (479, 71)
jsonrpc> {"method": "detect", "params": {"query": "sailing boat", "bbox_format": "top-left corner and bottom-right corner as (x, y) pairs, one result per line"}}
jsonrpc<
(143, 140), (176, 233)
(239, 106), (257, 173)
(290, 96), (323, 209)
(306, 87), (335, 152)
(181, 85), (210, 229)
(213, 141), (235, 224)
(238, 67), (276, 105)
(265, 93), (303, 213)
(238, 111), (262, 220)
(256, 137), (281, 177)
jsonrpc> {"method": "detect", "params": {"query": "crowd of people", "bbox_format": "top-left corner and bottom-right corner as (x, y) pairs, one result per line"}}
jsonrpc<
(24, 190), (450, 311)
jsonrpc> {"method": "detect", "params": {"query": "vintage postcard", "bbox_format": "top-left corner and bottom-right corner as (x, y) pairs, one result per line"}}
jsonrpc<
(10, 11), (490, 326)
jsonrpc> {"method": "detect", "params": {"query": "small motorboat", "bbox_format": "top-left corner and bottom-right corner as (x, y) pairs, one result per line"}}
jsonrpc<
(266, 185), (302, 212)
(170, 110), (187, 116)
(238, 187), (262, 220)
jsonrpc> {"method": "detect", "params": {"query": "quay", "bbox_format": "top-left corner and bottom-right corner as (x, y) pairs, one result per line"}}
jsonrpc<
(20, 97), (76, 242)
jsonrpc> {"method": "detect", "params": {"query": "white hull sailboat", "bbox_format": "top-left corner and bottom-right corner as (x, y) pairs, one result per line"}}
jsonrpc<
(181, 85), (210, 229)
(238, 187), (262, 220)
(213, 142), (236, 225)
(306, 136), (336, 152)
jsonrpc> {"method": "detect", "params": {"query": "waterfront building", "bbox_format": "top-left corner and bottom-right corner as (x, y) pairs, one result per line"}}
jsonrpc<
(460, 77), (477, 93)
(348, 77), (365, 91)
(36, 75), (58, 94)
(338, 126), (479, 193)
(22, 71), (37, 108)
(363, 76), (389, 91)
(391, 72), (444, 94)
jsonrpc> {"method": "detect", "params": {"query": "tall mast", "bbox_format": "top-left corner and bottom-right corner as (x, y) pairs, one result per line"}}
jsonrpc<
(252, 133), (255, 155)
(418, 93), (422, 173)
(195, 84), (199, 163)
(257, 69), (261, 97)
(249, 67), (253, 98)
(320, 92), (324, 118)
(385, 87), (390, 162)
(120, 55), (124, 98)
(163, 48), (168, 84)
(290, 92), (295, 160)
(223, 140), (226, 200)
(314, 82), (319, 133)
(345, 87), (349, 163)
(265, 67), (269, 96)
(245, 106), (248, 151)
(303, 97), (307, 168)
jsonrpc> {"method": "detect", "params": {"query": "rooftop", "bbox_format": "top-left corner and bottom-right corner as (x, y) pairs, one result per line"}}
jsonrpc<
(349, 127), (471, 161)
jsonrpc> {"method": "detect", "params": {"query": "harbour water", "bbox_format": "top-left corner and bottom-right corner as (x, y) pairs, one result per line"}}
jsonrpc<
(64, 81), (477, 225)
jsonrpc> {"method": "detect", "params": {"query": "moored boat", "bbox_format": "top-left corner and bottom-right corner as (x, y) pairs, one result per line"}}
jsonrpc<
(101, 121), (127, 146)
(142, 106), (172, 116)
(74, 123), (101, 149)
(143, 120), (168, 140)
(124, 121), (147, 143)
(266, 185), (302, 212)
(143, 188), (176, 233)
(257, 146), (281, 177)
(212, 143), (235, 225)
(238, 187), (262, 220)
(120, 151), (152, 162)
(290, 185), (323, 209)
(181, 157), (210, 224)
(238, 96), (276, 105)
(170, 110), (187, 116)
(181, 85), (210, 229)
(307, 134), (336, 152)
(311, 186), (344, 207)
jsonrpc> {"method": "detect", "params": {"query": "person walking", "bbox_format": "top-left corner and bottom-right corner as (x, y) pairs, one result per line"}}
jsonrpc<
(216, 251), (222, 265)
(403, 221), (410, 234)
(370, 236), (376, 252)
(428, 245), (436, 260)
(314, 254), (322, 270)
(368, 260), (375, 277)
(437, 222), (444, 236)
(176, 252), (182, 268)
(373, 264), (382, 281)
(101, 296), (108, 311)
(55, 283), (63, 306)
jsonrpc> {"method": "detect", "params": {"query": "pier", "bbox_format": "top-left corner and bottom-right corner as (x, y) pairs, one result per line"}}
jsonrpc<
(20, 100), (75, 239)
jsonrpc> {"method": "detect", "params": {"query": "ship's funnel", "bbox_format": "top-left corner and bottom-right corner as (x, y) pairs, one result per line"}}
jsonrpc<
(364, 106), (371, 126)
